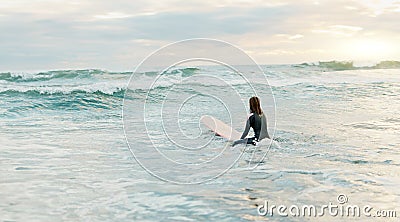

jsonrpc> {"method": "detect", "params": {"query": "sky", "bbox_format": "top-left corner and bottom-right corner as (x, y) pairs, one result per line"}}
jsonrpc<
(0, 0), (399, 71)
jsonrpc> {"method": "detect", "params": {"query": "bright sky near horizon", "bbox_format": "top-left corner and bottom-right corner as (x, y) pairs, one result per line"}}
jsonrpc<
(0, 0), (399, 71)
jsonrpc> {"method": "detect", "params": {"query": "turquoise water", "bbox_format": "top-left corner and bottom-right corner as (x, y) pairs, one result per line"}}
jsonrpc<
(1, 65), (399, 221)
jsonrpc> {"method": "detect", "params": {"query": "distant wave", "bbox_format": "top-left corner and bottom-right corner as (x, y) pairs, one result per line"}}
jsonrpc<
(164, 67), (200, 77)
(0, 88), (126, 98)
(0, 67), (202, 97)
(1, 65), (398, 97)
(0, 67), (200, 83)
(0, 69), (113, 83)
(0, 82), (126, 97)
(296, 60), (400, 71)
(142, 67), (200, 77)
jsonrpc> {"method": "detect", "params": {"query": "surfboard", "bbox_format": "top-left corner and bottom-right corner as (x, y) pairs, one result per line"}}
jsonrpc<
(200, 115), (241, 141)
(200, 115), (279, 148)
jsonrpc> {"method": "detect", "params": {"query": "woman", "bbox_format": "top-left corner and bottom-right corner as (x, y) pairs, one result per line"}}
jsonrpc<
(232, 96), (270, 146)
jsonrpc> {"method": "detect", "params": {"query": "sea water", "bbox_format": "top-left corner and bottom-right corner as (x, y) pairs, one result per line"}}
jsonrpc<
(1, 64), (399, 221)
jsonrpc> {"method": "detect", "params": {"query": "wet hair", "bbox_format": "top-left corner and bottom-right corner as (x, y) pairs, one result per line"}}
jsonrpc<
(249, 96), (263, 115)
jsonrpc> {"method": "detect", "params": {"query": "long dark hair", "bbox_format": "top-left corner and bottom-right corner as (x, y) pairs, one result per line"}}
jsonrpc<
(249, 96), (263, 115)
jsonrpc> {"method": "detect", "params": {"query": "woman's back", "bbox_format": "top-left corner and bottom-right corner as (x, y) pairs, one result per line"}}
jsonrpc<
(259, 114), (270, 140)
(248, 112), (270, 141)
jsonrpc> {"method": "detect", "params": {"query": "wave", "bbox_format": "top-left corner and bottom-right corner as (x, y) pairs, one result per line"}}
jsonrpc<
(373, 61), (400, 69)
(297, 60), (400, 71)
(0, 67), (202, 97)
(164, 67), (200, 77)
(0, 67), (200, 83)
(0, 82), (126, 97)
(0, 69), (113, 83)
(1, 65), (398, 97)
(140, 67), (200, 77)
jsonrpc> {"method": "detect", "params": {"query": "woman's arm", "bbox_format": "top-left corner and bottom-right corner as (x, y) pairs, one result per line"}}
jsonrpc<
(240, 119), (251, 139)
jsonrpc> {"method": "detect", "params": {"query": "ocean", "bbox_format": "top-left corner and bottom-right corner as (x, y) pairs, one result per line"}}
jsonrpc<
(1, 63), (399, 221)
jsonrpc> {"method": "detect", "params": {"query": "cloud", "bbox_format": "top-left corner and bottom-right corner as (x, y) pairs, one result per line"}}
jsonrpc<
(0, 0), (399, 70)
(93, 12), (137, 20)
(312, 25), (363, 37)
(275, 34), (304, 40)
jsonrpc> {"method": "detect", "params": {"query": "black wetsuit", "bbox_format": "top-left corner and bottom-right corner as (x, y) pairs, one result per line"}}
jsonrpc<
(233, 113), (270, 146)
(240, 113), (262, 145)
(249, 113), (262, 140)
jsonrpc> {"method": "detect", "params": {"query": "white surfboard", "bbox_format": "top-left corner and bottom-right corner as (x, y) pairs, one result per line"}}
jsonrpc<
(200, 115), (241, 141)
(200, 115), (280, 148)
